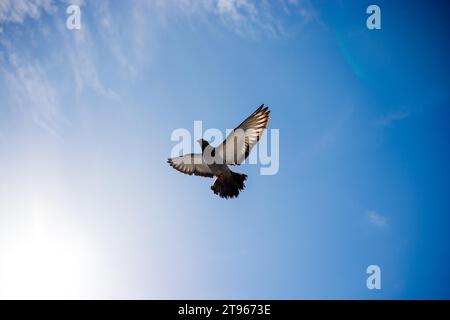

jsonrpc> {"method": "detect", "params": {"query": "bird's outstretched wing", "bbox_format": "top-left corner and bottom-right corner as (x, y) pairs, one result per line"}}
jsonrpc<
(215, 104), (270, 165)
(167, 154), (214, 177)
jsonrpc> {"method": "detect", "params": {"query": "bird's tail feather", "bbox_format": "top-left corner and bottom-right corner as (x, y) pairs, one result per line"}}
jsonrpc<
(211, 171), (247, 199)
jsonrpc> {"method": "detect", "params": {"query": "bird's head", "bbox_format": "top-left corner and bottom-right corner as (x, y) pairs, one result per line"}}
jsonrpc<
(197, 138), (210, 152)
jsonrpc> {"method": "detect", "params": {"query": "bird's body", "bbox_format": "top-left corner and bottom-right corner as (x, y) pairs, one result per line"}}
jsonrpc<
(168, 104), (270, 198)
(207, 163), (230, 178)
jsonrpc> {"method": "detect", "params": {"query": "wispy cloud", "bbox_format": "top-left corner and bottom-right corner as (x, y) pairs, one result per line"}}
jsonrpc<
(215, 0), (283, 37)
(366, 210), (388, 228)
(93, 1), (137, 75)
(0, 0), (53, 24)
(65, 24), (119, 100)
(132, 0), (316, 38)
(0, 0), (315, 138)
(376, 110), (410, 127)
(215, 0), (317, 37)
(2, 53), (62, 138)
(0, 0), (119, 137)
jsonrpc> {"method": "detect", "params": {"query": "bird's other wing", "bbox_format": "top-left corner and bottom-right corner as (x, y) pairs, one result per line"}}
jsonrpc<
(215, 104), (270, 165)
(167, 153), (214, 177)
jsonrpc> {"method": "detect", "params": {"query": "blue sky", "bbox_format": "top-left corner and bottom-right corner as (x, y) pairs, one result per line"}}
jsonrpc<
(0, 0), (449, 299)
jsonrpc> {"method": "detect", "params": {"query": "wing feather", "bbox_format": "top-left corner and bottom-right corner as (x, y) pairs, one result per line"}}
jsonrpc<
(167, 154), (214, 177)
(215, 104), (270, 165)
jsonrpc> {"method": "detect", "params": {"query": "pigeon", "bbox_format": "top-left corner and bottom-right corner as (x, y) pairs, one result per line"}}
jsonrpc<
(168, 104), (270, 199)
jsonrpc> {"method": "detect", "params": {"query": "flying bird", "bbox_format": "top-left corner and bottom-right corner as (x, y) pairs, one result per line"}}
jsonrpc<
(168, 104), (270, 199)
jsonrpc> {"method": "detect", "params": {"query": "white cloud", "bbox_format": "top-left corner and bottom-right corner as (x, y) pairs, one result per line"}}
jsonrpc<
(0, 0), (53, 24)
(366, 210), (388, 227)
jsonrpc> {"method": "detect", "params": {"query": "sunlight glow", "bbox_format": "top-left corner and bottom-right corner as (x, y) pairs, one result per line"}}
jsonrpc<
(0, 200), (98, 299)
